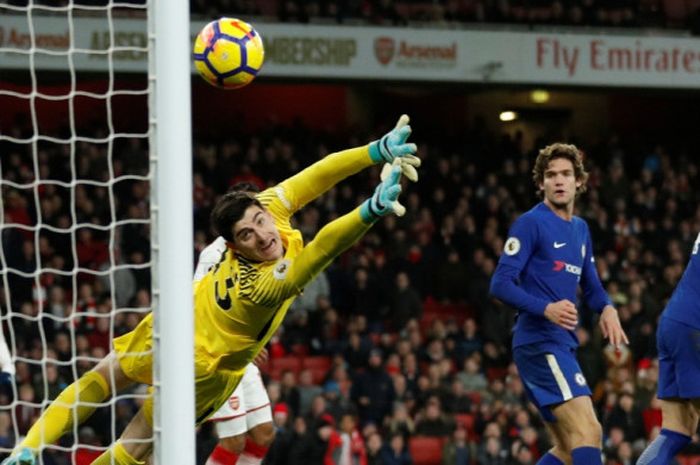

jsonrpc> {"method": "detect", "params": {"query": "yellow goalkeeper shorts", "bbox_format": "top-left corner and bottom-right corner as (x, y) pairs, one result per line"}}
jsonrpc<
(112, 312), (244, 425)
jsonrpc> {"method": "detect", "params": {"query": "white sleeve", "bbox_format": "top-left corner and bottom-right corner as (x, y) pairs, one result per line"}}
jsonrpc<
(0, 330), (14, 375)
(193, 236), (228, 283)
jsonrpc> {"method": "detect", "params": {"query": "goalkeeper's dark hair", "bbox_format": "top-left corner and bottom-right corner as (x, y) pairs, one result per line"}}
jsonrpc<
(228, 182), (261, 194)
(532, 142), (589, 197)
(211, 191), (263, 243)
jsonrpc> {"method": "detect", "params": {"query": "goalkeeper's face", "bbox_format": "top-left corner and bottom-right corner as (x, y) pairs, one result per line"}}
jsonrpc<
(232, 205), (283, 262)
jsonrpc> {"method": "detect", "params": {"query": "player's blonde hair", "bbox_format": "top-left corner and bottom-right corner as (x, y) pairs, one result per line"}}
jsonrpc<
(532, 143), (589, 197)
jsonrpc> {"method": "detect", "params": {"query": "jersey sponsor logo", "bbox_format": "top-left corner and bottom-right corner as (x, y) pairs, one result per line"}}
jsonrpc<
(273, 259), (291, 280)
(504, 237), (521, 256)
(553, 242), (566, 248)
(553, 260), (582, 276)
(574, 373), (587, 386)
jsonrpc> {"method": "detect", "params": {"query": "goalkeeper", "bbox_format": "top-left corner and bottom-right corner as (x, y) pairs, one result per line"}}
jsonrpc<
(4, 116), (419, 465)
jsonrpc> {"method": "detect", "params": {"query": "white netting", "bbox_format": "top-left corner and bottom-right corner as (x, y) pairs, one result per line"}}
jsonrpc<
(0, 1), (151, 461)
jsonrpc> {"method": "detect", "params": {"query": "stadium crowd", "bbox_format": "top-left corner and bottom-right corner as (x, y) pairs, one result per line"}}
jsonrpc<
(4, 0), (700, 33)
(195, 0), (700, 32)
(3, 117), (700, 465)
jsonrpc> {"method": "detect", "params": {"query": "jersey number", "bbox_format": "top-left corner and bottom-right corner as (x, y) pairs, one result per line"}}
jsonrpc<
(215, 277), (235, 310)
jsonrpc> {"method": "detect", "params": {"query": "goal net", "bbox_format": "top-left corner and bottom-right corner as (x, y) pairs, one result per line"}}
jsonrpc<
(0, 1), (194, 463)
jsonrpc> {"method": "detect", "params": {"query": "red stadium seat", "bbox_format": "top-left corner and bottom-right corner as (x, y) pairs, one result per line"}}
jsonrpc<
(465, 391), (481, 405)
(486, 367), (508, 381)
(271, 355), (303, 371)
(420, 298), (473, 329)
(455, 413), (475, 434)
(424, 296), (441, 314)
(302, 356), (332, 384)
(268, 355), (302, 380)
(678, 456), (700, 465)
(289, 343), (309, 356)
(408, 436), (444, 465)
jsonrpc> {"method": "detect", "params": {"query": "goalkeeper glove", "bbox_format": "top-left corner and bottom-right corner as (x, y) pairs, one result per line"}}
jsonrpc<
(0, 448), (34, 465)
(360, 161), (405, 222)
(369, 114), (420, 182)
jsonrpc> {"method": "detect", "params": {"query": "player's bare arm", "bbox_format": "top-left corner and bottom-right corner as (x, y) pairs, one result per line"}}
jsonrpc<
(598, 305), (629, 347)
(543, 299), (579, 331)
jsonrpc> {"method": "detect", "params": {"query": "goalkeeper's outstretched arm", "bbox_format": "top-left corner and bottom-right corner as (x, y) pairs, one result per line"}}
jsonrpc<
(278, 114), (419, 213)
(246, 163), (408, 304)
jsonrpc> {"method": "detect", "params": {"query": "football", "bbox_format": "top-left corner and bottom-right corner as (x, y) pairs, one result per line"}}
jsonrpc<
(193, 18), (265, 89)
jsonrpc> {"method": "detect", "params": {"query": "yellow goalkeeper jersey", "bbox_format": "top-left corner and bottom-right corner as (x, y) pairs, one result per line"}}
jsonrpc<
(192, 145), (374, 377)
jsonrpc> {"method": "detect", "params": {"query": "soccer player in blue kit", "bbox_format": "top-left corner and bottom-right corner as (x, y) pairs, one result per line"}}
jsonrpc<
(635, 233), (700, 465)
(490, 143), (628, 465)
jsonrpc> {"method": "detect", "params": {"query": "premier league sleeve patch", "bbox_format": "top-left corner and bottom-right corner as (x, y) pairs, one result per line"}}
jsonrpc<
(504, 237), (521, 256)
(273, 259), (291, 280)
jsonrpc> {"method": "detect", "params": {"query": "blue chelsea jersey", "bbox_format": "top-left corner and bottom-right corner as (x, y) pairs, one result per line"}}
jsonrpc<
(662, 232), (700, 329)
(490, 202), (611, 348)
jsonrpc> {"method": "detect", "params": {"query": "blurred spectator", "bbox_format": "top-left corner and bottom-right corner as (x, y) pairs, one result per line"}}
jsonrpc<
(457, 354), (488, 395)
(442, 422), (471, 465)
(385, 402), (415, 439)
(414, 396), (454, 437)
(388, 272), (423, 331)
(279, 370), (301, 417)
(443, 379), (473, 414)
(264, 403), (292, 465)
(289, 270), (330, 317)
(344, 332), (372, 372)
(0, 412), (15, 449)
(365, 432), (384, 465)
(308, 394), (329, 429)
(351, 349), (396, 426)
(577, 326), (606, 391)
(316, 413), (343, 465)
(478, 435), (509, 465)
(454, 318), (483, 363)
(323, 381), (347, 420)
(298, 369), (324, 417)
(606, 392), (646, 443)
(350, 267), (386, 330)
(287, 416), (314, 465)
(337, 413), (367, 465)
(434, 249), (469, 303)
(379, 433), (412, 465)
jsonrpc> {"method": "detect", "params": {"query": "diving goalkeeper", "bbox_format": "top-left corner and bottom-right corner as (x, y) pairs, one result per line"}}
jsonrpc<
(3, 116), (419, 465)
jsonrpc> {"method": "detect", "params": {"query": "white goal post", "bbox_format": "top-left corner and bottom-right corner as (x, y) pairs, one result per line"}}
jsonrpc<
(150, 0), (196, 463)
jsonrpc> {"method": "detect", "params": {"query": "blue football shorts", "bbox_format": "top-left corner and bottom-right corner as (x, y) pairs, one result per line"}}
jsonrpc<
(657, 316), (700, 400)
(513, 341), (592, 422)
